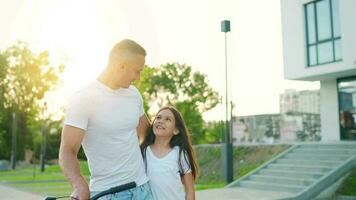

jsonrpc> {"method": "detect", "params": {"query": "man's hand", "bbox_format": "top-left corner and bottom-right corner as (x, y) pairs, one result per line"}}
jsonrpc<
(70, 182), (90, 200)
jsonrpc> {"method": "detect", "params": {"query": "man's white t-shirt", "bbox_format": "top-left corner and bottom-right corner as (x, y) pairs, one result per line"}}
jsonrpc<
(64, 80), (148, 191)
(146, 146), (191, 200)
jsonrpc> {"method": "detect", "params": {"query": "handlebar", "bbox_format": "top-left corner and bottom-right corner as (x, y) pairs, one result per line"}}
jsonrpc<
(45, 181), (137, 200)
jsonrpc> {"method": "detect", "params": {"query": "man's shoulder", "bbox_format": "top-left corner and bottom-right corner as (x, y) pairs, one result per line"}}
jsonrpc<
(128, 85), (143, 97)
(128, 85), (140, 93)
(69, 82), (100, 102)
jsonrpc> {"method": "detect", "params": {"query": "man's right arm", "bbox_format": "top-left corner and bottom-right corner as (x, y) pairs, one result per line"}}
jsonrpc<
(59, 125), (89, 200)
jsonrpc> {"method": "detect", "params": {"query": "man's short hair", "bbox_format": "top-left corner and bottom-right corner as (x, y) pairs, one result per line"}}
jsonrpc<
(109, 39), (146, 62)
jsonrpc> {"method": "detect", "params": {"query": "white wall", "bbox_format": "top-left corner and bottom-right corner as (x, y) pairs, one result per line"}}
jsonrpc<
(281, 0), (356, 81)
(320, 79), (340, 141)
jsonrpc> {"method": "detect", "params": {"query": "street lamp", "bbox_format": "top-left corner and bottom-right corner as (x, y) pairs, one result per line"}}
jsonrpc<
(10, 112), (17, 169)
(221, 20), (233, 183)
(40, 102), (48, 172)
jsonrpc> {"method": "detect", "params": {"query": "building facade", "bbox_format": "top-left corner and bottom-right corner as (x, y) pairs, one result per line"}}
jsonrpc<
(280, 89), (320, 114)
(232, 113), (320, 144)
(281, 0), (356, 141)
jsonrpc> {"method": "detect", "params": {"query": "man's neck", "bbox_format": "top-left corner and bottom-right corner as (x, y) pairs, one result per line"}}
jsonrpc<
(97, 68), (124, 90)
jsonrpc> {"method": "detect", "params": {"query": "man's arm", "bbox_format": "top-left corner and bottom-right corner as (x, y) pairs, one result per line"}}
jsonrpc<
(136, 114), (150, 144)
(59, 125), (89, 200)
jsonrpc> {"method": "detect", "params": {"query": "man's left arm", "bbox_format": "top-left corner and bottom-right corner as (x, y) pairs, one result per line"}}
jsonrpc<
(136, 114), (150, 144)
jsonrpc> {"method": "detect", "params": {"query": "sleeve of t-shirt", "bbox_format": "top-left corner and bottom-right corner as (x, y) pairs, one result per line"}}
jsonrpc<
(132, 86), (145, 117)
(139, 93), (144, 117)
(63, 91), (91, 131)
(179, 150), (192, 174)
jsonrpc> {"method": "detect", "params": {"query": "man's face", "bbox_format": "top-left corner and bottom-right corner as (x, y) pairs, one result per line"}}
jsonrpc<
(121, 54), (145, 87)
(130, 54), (145, 81)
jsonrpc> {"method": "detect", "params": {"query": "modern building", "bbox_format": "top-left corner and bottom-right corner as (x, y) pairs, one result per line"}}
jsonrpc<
(281, 0), (356, 141)
(280, 89), (320, 114)
(232, 113), (320, 144)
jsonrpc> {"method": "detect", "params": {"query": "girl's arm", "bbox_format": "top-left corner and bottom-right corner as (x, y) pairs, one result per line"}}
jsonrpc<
(182, 172), (195, 200)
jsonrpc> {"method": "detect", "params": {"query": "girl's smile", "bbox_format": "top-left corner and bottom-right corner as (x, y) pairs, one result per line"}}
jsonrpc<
(153, 109), (178, 137)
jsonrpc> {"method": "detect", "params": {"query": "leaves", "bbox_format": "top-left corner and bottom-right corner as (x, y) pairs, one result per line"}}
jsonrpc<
(0, 41), (64, 159)
(136, 63), (219, 112)
(135, 63), (220, 144)
(0, 41), (64, 114)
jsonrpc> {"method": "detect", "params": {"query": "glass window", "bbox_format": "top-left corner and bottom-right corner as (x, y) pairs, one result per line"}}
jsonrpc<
(309, 45), (317, 65)
(338, 78), (356, 140)
(316, 0), (332, 41)
(318, 42), (333, 63)
(306, 4), (316, 44)
(332, 0), (341, 37)
(304, 0), (342, 66)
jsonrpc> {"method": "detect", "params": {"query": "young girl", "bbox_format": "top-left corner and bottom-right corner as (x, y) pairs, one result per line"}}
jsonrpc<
(141, 106), (199, 200)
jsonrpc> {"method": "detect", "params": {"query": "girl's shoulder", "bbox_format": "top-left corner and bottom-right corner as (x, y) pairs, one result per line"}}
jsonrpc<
(172, 146), (188, 158)
(172, 145), (183, 153)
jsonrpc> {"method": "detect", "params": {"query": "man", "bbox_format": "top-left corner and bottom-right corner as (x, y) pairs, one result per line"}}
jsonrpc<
(59, 39), (153, 200)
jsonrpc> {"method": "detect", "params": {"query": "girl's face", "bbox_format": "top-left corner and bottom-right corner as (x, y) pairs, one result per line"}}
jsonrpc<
(153, 109), (179, 138)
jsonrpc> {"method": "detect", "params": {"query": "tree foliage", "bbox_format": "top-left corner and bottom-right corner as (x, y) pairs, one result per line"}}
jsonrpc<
(204, 121), (225, 144)
(1, 41), (64, 112)
(135, 63), (219, 144)
(0, 41), (64, 159)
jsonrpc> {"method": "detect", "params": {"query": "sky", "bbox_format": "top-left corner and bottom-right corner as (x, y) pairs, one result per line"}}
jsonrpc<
(0, 0), (320, 121)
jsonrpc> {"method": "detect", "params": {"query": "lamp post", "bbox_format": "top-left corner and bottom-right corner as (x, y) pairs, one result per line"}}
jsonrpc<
(221, 20), (233, 183)
(10, 112), (17, 169)
(40, 102), (48, 172)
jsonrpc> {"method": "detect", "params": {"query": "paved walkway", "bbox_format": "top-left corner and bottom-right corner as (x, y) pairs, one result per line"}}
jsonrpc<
(196, 187), (295, 200)
(0, 184), (44, 200)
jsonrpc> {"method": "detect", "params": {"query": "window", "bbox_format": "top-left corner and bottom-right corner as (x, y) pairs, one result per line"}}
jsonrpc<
(338, 77), (356, 140)
(305, 0), (341, 67)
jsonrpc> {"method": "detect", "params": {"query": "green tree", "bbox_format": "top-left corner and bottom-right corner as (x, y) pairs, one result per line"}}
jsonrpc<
(0, 53), (10, 158)
(0, 41), (64, 159)
(204, 121), (225, 144)
(135, 63), (219, 144)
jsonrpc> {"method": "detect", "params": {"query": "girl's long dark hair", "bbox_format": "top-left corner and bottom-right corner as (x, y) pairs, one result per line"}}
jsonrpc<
(140, 106), (199, 180)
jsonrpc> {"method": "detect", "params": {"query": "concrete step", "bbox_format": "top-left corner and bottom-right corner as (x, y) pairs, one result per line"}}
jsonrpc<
(292, 148), (356, 155)
(267, 163), (333, 173)
(238, 180), (304, 193)
(298, 144), (356, 150)
(276, 158), (343, 167)
(258, 169), (324, 179)
(248, 174), (316, 186)
(284, 153), (350, 161)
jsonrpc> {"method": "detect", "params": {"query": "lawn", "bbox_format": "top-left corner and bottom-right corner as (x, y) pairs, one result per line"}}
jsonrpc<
(336, 167), (356, 196)
(0, 162), (89, 197)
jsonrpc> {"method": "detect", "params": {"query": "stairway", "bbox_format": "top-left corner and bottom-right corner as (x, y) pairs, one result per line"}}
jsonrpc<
(227, 143), (356, 200)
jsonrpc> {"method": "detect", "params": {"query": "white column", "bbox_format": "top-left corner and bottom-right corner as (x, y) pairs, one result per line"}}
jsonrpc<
(320, 79), (340, 141)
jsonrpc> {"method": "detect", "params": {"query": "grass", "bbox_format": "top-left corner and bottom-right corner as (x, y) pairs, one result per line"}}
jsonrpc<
(0, 162), (89, 197)
(0, 145), (290, 197)
(195, 144), (290, 184)
(195, 183), (225, 190)
(336, 167), (356, 196)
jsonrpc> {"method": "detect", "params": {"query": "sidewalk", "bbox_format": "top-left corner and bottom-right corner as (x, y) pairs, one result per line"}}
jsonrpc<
(196, 187), (295, 200)
(0, 184), (44, 200)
